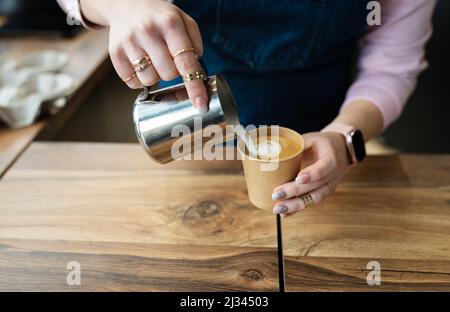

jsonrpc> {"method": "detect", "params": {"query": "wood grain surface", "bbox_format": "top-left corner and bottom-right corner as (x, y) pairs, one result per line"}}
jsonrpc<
(284, 256), (450, 291)
(281, 155), (450, 260)
(281, 153), (450, 291)
(0, 239), (279, 292)
(0, 142), (449, 291)
(0, 143), (277, 248)
(0, 29), (109, 177)
(0, 122), (44, 178)
(0, 142), (280, 291)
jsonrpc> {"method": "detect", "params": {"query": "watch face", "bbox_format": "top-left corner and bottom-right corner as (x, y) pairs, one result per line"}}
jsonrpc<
(351, 130), (366, 162)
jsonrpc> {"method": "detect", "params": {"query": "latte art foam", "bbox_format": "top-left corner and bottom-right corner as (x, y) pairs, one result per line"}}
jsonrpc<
(257, 135), (301, 160)
(256, 139), (281, 160)
(235, 126), (301, 160)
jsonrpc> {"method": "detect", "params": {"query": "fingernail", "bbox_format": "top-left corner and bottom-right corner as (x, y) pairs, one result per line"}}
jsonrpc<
(195, 96), (207, 114)
(296, 173), (310, 185)
(274, 204), (289, 214)
(272, 190), (286, 201)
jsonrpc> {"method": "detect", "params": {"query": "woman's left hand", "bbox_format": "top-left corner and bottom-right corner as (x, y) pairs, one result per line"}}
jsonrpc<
(271, 131), (350, 217)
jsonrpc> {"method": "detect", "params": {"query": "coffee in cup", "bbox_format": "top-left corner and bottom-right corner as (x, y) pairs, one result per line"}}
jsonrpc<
(238, 126), (305, 210)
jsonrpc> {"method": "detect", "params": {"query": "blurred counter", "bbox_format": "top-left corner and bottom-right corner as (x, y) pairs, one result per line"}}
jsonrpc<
(0, 29), (109, 177)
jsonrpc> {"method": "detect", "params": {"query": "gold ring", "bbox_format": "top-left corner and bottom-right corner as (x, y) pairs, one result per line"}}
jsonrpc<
(132, 55), (150, 66)
(134, 59), (152, 72)
(173, 47), (195, 58)
(326, 182), (335, 192)
(123, 72), (137, 83)
(182, 67), (207, 83)
(300, 194), (315, 209)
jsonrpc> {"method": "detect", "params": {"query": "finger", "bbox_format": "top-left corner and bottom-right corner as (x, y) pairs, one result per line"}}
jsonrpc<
(137, 32), (178, 81)
(175, 51), (208, 113)
(162, 12), (208, 112)
(272, 175), (334, 201)
(303, 132), (319, 150)
(179, 11), (203, 57)
(273, 183), (332, 215)
(174, 51), (208, 113)
(109, 44), (141, 89)
(300, 133), (321, 168)
(280, 212), (295, 218)
(123, 40), (160, 87)
(297, 156), (336, 184)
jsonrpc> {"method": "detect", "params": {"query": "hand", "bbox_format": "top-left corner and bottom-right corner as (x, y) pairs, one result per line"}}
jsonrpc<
(271, 131), (350, 217)
(106, 0), (208, 112)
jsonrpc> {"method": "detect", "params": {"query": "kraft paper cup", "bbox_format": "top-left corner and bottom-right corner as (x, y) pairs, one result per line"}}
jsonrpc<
(238, 126), (305, 210)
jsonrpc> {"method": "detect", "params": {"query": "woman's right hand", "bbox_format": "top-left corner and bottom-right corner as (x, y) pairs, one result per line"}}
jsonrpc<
(93, 0), (208, 112)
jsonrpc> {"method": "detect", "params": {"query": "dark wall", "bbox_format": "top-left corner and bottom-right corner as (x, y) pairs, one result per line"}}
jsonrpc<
(56, 1), (450, 153)
(384, 0), (450, 153)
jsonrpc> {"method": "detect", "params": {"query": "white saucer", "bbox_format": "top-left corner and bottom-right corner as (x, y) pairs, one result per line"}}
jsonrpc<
(0, 73), (77, 128)
(0, 50), (69, 86)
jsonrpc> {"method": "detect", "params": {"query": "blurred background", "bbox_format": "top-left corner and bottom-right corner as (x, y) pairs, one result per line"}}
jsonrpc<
(1, 0), (449, 154)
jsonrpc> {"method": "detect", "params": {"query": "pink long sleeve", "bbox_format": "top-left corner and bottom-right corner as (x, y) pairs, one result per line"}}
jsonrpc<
(56, 0), (99, 29)
(342, 0), (436, 129)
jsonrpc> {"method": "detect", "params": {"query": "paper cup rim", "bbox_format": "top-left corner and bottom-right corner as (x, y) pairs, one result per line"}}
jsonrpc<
(237, 126), (305, 163)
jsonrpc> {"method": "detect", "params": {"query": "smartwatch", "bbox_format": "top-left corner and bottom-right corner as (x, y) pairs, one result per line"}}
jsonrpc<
(322, 123), (366, 166)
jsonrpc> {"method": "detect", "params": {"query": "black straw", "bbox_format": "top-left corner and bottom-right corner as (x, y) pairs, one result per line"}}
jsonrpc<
(276, 214), (286, 292)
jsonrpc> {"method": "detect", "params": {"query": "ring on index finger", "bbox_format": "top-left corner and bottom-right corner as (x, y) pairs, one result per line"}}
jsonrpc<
(182, 67), (207, 83)
(172, 47), (196, 59)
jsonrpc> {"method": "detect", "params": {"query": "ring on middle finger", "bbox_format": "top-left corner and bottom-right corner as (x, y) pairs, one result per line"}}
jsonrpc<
(132, 56), (152, 73)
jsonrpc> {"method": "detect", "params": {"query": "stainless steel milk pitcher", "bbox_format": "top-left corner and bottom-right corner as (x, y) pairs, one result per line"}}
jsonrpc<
(133, 75), (240, 163)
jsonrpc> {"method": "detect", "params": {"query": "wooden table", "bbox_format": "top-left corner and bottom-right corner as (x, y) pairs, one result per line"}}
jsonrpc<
(0, 29), (110, 177)
(0, 142), (449, 291)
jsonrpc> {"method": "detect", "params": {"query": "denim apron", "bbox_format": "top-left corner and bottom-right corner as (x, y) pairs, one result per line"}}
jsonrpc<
(172, 0), (369, 133)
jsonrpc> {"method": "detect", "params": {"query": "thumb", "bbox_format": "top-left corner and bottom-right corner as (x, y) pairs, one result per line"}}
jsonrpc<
(302, 133), (320, 150)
